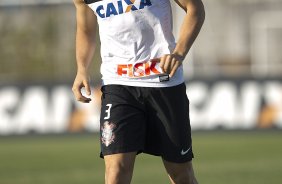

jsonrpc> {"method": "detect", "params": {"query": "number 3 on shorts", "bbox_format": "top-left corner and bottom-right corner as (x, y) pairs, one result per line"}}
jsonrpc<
(104, 104), (112, 120)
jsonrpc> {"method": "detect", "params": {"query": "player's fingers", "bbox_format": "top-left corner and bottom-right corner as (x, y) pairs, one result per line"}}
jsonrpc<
(151, 58), (161, 63)
(163, 55), (172, 73)
(72, 86), (82, 100)
(84, 79), (91, 96)
(169, 61), (180, 77)
(77, 93), (92, 103)
(170, 57), (177, 70)
(72, 85), (91, 103)
(159, 55), (168, 71)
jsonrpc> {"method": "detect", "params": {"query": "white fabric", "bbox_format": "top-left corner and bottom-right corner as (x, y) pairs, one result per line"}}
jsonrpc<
(87, 0), (184, 87)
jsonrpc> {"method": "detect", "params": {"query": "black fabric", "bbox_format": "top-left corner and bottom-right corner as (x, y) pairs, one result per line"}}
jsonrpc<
(99, 83), (193, 163)
(84, 0), (101, 4)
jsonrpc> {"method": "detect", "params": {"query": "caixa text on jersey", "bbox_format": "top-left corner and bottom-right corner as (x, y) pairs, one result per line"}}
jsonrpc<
(96, 0), (152, 18)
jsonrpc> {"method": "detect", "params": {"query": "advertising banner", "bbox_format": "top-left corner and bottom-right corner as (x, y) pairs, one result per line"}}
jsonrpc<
(0, 79), (281, 135)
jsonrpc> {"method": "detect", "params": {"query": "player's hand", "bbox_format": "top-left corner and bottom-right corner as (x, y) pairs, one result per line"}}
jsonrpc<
(159, 54), (184, 77)
(72, 70), (92, 103)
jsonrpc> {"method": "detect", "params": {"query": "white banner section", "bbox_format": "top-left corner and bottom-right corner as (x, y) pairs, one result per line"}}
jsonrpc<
(0, 80), (281, 135)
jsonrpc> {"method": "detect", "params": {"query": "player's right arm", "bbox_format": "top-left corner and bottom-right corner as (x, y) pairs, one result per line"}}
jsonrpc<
(72, 0), (97, 103)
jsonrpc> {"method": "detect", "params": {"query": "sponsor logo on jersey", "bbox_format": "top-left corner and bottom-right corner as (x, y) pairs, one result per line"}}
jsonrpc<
(117, 59), (163, 78)
(96, 0), (152, 18)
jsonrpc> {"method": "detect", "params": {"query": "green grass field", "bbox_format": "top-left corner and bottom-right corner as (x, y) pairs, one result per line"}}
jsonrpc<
(0, 130), (281, 184)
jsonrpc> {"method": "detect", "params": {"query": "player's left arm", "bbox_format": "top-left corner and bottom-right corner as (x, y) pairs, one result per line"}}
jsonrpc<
(160, 0), (205, 77)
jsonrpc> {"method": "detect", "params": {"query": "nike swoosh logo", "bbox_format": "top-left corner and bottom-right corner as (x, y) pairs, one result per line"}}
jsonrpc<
(181, 147), (191, 155)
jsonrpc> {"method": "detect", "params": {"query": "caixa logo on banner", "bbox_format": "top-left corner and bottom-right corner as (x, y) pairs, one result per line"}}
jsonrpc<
(0, 79), (281, 135)
(0, 86), (101, 135)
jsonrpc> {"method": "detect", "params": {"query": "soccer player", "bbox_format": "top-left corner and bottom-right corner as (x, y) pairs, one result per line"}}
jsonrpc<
(72, 0), (205, 183)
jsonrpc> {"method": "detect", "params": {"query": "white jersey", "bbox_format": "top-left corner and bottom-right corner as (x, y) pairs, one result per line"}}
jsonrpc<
(85, 0), (184, 87)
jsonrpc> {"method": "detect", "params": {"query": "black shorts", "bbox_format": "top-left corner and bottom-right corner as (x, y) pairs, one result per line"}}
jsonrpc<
(99, 83), (193, 163)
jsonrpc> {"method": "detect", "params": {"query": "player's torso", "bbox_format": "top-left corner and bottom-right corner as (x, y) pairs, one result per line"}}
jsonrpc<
(85, 0), (184, 87)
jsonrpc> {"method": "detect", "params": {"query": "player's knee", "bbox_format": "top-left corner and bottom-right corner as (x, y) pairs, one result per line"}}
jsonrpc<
(168, 168), (198, 184)
(169, 172), (190, 184)
(170, 175), (197, 184)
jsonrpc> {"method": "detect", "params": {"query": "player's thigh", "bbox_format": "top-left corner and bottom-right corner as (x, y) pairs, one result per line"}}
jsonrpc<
(104, 152), (137, 172)
(104, 152), (137, 184)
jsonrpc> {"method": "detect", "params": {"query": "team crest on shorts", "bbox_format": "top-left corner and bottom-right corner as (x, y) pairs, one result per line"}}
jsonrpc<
(101, 121), (116, 147)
